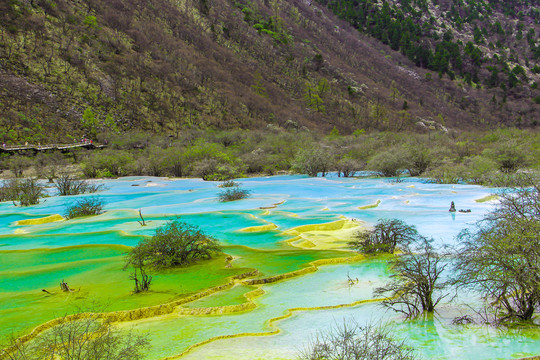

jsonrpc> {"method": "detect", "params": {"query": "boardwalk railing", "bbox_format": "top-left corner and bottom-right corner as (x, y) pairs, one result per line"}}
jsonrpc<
(0, 143), (107, 154)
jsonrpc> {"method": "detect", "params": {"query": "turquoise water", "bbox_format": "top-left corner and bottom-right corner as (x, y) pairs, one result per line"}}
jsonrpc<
(1, 174), (537, 359)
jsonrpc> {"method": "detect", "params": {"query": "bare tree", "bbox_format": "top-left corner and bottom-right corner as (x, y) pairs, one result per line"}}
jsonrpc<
(0, 178), (45, 206)
(125, 246), (152, 293)
(375, 237), (450, 317)
(54, 174), (105, 196)
(298, 320), (419, 360)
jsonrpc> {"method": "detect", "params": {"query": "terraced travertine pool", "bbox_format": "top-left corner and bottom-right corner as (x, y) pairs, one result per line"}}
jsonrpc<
(1, 174), (539, 359)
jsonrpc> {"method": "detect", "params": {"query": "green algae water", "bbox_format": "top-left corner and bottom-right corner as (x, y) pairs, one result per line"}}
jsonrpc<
(0, 175), (538, 359)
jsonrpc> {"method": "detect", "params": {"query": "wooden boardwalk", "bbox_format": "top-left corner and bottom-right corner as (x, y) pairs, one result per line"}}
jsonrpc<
(0, 142), (107, 154)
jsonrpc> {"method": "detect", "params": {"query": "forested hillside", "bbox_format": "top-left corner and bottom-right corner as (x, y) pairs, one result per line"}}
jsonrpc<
(0, 0), (539, 143)
(320, 0), (540, 107)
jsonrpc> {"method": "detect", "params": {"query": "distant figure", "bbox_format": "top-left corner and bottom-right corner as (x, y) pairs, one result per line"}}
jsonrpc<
(25, 141), (28, 146)
(2, 143), (5, 149)
(449, 201), (456, 212)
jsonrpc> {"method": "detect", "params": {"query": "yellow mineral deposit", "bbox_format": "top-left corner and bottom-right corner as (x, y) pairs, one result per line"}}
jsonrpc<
(15, 214), (64, 225)
(357, 199), (381, 210)
(284, 218), (366, 250)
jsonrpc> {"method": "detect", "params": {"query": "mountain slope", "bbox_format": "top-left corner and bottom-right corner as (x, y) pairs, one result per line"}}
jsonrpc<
(0, 0), (538, 143)
(319, 0), (540, 108)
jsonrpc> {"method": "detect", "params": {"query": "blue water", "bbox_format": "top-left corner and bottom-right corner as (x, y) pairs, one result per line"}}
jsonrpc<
(2, 174), (535, 360)
(0, 174), (493, 250)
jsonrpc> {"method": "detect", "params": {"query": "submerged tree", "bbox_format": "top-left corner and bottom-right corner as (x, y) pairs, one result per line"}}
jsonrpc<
(298, 320), (419, 360)
(128, 220), (221, 269)
(65, 197), (104, 219)
(375, 237), (450, 317)
(54, 174), (105, 196)
(218, 184), (251, 202)
(454, 175), (540, 323)
(349, 218), (418, 254)
(0, 178), (45, 206)
(125, 246), (152, 293)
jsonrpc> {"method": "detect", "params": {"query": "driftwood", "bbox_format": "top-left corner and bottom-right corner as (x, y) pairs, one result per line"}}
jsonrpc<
(60, 279), (72, 292)
(42, 289), (52, 294)
(137, 209), (146, 226)
(347, 272), (359, 286)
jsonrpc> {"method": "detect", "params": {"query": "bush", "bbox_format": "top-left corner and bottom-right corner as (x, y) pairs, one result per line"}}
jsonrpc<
(54, 174), (105, 196)
(218, 185), (251, 202)
(367, 148), (408, 177)
(461, 155), (498, 184)
(349, 218), (418, 254)
(424, 161), (466, 184)
(81, 151), (135, 178)
(293, 146), (334, 177)
(337, 157), (363, 177)
(405, 145), (431, 176)
(0, 183), (13, 203)
(127, 220), (222, 269)
(65, 197), (104, 219)
(0, 178), (45, 206)
(193, 159), (244, 181)
(487, 140), (529, 173)
(219, 180), (238, 188)
(34, 151), (68, 182)
(8, 156), (32, 178)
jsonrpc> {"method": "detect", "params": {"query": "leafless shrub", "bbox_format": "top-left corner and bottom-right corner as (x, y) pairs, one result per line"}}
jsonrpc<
(298, 320), (419, 360)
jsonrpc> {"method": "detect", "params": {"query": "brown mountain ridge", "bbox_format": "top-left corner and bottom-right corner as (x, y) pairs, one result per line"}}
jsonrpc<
(0, 0), (539, 143)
